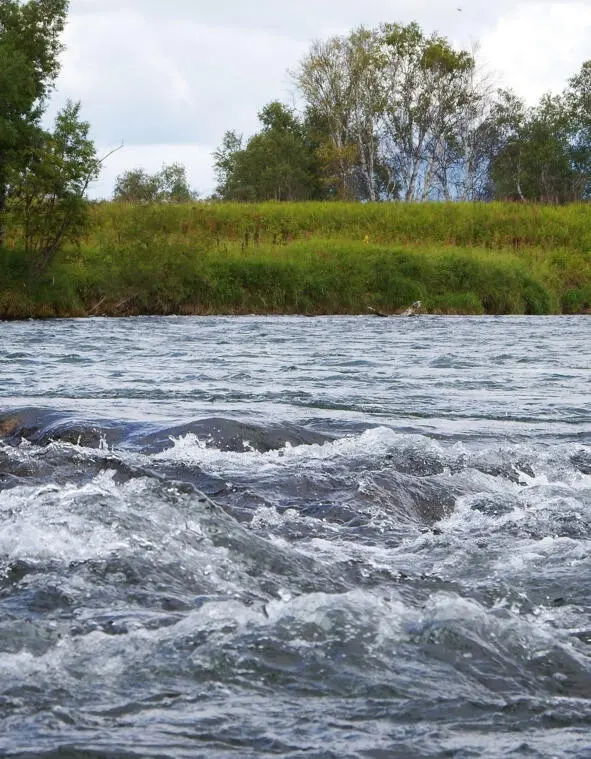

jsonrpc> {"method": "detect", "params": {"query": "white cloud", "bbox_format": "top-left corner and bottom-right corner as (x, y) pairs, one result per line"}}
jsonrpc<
(54, 8), (306, 146)
(68, 0), (497, 39)
(480, 1), (591, 103)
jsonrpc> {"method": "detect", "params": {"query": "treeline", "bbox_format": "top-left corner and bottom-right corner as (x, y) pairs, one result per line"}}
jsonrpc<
(213, 22), (591, 204)
(112, 163), (197, 203)
(2, 3), (591, 320)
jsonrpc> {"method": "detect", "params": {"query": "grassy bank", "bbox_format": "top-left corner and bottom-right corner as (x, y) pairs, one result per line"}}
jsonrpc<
(89, 200), (591, 252)
(1, 201), (590, 318)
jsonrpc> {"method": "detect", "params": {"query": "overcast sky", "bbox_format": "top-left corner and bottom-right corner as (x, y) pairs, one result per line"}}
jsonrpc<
(48, 0), (591, 198)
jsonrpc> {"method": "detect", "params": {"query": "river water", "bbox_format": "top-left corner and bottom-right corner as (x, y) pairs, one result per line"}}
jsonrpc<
(0, 315), (590, 758)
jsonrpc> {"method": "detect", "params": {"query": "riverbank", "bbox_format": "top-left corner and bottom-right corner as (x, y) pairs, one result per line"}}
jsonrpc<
(1, 201), (590, 318)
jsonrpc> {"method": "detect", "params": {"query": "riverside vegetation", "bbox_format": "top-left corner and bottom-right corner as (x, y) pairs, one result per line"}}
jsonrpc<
(1, 200), (590, 318)
(1, 3), (591, 319)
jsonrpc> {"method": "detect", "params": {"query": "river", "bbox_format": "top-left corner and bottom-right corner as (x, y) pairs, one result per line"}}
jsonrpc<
(0, 315), (590, 758)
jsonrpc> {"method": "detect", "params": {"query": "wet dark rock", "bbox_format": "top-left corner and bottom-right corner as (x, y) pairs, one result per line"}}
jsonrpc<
(571, 450), (591, 474)
(470, 496), (515, 517)
(0, 408), (129, 448)
(360, 470), (456, 525)
(138, 416), (335, 454)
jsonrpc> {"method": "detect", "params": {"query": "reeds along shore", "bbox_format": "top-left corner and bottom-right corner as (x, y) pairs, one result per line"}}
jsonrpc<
(1, 201), (590, 319)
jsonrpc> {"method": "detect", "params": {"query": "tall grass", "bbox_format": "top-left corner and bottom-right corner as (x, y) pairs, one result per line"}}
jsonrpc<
(1, 201), (590, 318)
(89, 200), (591, 253)
(0, 238), (557, 318)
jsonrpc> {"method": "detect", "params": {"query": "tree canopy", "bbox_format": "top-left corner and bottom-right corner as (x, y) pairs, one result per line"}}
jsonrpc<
(213, 102), (323, 201)
(113, 163), (196, 203)
(9, 100), (99, 269)
(0, 0), (67, 193)
(214, 21), (591, 204)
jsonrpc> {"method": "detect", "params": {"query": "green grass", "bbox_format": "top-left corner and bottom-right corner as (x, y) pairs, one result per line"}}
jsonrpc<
(1, 200), (591, 318)
(89, 200), (591, 252)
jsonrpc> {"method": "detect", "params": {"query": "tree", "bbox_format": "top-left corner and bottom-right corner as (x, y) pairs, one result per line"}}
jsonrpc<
(489, 88), (587, 203)
(9, 100), (100, 270)
(379, 23), (479, 201)
(113, 162), (196, 202)
(0, 0), (68, 245)
(484, 89), (527, 200)
(158, 162), (195, 202)
(295, 31), (381, 199)
(213, 102), (322, 201)
(563, 60), (591, 199)
(216, 22), (591, 205)
(294, 22), (488, 201)
(212, 130), (243, 199)
(429, 44), (497, 201)
(113, 168), (160, 203)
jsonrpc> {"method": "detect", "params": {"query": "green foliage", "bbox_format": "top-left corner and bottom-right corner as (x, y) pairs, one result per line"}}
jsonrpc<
(378, 22), (482, 201)
(0, 0), (68, 241)
(425, 292), (485, 315)
(113, 162), (196, 203)
(487, 58), (591, 204)
(9, 100), (99, 270)
(0, 0), (67, 101)
(296, 27), (386, 200)
(212, 131), (243, 198)
(113, 168), (160, 203)
(562, 286), (591, 313)
(0, 235), (555, 317)
(0, 0), (98, 274)
(87, 200), (591, 254)
(210, 21), (591, 204)
(563, 61), (591, 199)
(4, 199), (589, 318)
(294, 21), (492, 201)
(489, 90), (585, 202)
(158, 163), (195, 202)
(213, 102), (322, 201)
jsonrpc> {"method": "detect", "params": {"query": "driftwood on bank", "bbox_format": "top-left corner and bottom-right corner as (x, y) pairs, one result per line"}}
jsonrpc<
(368, 301), (422, 318)
(367, 306), (389, 318)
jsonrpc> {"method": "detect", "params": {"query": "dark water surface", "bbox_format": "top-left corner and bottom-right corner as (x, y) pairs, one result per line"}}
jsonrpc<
(0, 315), (590, 758)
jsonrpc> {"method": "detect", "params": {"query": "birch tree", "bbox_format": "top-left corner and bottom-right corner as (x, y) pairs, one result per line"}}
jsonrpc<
(295, 36), (360, 198)
(345, 27), (385, 201)
(379, 23), (478, 201)
(294, 22), (489, 201)
(423, 48), (498, 201)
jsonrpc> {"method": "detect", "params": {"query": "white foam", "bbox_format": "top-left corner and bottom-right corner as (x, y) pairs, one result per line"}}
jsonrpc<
(152, 426), (441, 477)
(0, 471), (129, 562)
